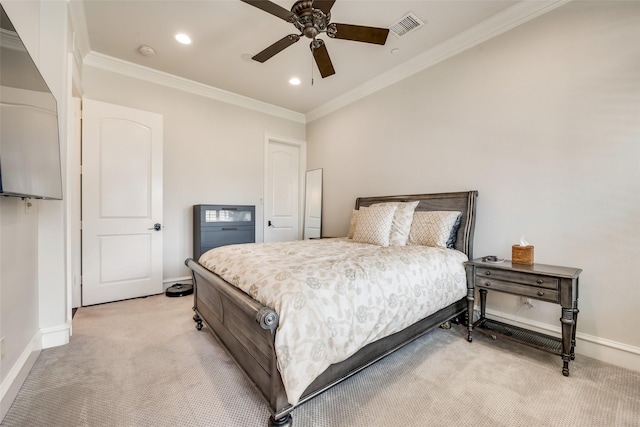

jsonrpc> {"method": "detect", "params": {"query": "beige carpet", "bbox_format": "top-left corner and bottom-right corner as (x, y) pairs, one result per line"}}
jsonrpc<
(2, 294), (639, 427)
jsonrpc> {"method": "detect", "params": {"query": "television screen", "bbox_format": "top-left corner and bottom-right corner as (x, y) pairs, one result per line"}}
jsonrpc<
(0, 4), (63, 200)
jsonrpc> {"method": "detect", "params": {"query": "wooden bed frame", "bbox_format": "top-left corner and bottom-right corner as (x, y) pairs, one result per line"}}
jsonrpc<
(185, 191), (478, 426)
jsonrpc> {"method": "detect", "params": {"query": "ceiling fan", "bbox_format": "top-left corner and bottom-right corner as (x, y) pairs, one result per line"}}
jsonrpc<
(241, 0), (390, 78)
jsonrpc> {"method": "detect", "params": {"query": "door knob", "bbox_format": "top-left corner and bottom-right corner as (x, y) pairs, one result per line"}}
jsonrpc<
(268, 220), (273, 227)
(149, 223), (162, 231)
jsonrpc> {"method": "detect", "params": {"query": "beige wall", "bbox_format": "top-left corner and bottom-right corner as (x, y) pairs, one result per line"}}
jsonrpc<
(0, 199), (40, 395)
(82, 67), (306, 281)
(307, 1), (640, 363)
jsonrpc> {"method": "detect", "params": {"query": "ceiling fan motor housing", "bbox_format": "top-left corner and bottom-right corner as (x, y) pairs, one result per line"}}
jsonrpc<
(292, 0), (330, 40)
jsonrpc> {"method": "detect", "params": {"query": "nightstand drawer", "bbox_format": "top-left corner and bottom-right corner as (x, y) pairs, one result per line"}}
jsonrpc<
(476, 278), (559, 303)
(476, 267), (558, 290)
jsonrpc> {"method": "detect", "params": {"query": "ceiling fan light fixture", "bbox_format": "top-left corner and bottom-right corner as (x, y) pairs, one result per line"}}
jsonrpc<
(289, 77), (301, 86)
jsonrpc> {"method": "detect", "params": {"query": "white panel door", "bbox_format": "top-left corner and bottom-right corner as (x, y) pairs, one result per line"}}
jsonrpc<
(303, 169), (322, 239)
(264, 139), (303, 242)
(82, 99), (163, 305)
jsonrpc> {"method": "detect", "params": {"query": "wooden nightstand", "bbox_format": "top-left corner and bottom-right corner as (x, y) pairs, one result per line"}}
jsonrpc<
(464, 259), (582, 376)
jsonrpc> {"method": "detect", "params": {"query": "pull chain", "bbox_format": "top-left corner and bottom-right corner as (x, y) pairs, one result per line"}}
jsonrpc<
(311, 52), (315, 86)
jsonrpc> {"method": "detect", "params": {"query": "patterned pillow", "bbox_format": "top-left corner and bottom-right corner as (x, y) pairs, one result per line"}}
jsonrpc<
(372, 201), (419, 246)
(408, 211), (462, 248)
(352, 205), (397, 246)
(347, 209), (359, 239)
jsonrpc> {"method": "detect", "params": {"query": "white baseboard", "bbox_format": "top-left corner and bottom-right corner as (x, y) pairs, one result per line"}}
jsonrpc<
(41, 321), (71, 349)
(162, 276), (192, 291)
(482, 308), (640, 372)
(0, 332), (42, 422)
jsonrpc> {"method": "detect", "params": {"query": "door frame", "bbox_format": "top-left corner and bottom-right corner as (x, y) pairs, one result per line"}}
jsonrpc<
(70, 96), (81, 309)
(69, 52), (83, 312)
(263, 133), (306, 242)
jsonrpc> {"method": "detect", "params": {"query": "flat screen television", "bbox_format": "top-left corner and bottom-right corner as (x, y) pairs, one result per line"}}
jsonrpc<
(0, 4), (63, 200)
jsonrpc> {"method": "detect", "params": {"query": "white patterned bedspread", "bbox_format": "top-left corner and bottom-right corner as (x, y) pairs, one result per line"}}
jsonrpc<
(198, 238), (468, 405)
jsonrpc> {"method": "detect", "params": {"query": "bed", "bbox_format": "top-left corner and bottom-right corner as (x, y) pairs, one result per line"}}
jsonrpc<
(185, 191), (478, 426)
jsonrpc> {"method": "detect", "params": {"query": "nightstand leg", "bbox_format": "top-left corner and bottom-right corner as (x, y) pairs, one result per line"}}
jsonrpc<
(479, 288), (488, 324)
(466, 287), (475, 343)
(570, 305), (579, 360)
(560, 307), (575, 376)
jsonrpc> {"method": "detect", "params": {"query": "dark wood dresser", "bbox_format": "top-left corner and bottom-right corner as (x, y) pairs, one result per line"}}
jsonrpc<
(193, 204), (255, 260)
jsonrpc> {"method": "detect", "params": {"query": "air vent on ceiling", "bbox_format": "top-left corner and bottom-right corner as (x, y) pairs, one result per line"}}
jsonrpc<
(389, 12), (425, 38)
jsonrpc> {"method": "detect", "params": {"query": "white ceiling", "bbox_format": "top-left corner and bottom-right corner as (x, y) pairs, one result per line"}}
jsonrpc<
(76, 1), (555, 116)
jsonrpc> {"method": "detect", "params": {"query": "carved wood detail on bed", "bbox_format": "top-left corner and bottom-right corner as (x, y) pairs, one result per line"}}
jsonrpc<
(186, 191), (478, 426)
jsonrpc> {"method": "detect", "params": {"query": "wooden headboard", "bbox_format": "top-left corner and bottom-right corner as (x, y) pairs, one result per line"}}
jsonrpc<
(355, 191), (479, 258)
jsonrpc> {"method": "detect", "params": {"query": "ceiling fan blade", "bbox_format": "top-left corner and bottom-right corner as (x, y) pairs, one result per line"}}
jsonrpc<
(240, 0), (295, 22)
(311, 40), (335, 78)
(331, 23), (389, 45)
(313, 0), (337, 15)
(253, 34), (301, 63)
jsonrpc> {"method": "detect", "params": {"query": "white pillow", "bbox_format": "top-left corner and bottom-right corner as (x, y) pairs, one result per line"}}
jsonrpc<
(408, 211), (462, 248)
(372, 201), (419, 246)
(352, 205), (397, 247)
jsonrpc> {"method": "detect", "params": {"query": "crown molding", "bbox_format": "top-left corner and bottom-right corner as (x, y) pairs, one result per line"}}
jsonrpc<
(83, 51), (306, 124)
(305, 0), (570, 123)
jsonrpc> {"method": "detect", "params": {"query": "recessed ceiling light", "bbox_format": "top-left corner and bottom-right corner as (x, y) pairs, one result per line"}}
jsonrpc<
(289, 77), (301, 86)
(175, 33), (192, 45)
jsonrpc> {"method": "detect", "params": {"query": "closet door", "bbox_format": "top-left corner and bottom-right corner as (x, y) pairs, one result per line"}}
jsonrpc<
(264, 137), (304, 242)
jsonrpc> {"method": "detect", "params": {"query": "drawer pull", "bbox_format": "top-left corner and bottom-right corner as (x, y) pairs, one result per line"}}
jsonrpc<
(485, 282), (491, 287)
(537, 279), (544, 284)
(222, 227), (238, 231)
(485, 271), (491, 276)
(537, 291), (544, 296)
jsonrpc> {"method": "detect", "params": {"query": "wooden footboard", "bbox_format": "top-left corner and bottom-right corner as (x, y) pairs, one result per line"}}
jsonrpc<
(187, 259), (289, 415)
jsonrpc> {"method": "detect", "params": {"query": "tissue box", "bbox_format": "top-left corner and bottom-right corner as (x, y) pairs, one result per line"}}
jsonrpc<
(512, 245), (534, 265)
